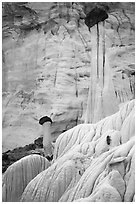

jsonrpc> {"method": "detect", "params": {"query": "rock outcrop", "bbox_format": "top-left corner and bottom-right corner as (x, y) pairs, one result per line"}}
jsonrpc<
(20, 99), (135, 202)
(2, 3), (135, 202)
(2, 154), (50, 201)
(53, 99), (134, 160)
(2, 2), (135, 152)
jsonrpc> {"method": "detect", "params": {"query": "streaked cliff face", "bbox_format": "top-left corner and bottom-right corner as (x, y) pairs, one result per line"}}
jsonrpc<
(2, 2), (135, 151)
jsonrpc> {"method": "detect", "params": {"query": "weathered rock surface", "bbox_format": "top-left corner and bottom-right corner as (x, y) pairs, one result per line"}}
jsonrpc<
(20, 100), (135, 202)
(2, 3), (135, 152)
(53, 99), (134, 160)
(2, 3), (135, 202)
(2, 154), (50, 202)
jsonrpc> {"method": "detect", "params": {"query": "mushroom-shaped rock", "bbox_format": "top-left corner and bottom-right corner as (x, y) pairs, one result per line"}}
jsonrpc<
(2, 154), (50, 202)
(39, 115), (53, 158)
(18, 100), (134, 202)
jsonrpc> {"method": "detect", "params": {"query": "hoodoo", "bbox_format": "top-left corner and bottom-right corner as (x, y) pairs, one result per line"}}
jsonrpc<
(39, 116), (53, 159)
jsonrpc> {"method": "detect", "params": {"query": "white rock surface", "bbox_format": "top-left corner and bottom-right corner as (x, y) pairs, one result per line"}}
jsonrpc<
(2, 154), (50, 202)
(20, 100), (135, 202)
(2, 3), (135, 151)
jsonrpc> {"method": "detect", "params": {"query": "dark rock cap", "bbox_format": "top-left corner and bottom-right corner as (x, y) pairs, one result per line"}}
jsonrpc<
(39, 116), (52, 125)
(85, 6), (108, 30)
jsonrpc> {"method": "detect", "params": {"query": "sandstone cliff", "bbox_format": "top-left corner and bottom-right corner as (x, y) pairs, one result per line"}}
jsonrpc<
(2, 2), (135, 152)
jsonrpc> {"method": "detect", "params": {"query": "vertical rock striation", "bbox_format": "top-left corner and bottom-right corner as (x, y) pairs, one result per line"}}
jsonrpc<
(20, 100), (135, 202)
(2, 2), (135, 152)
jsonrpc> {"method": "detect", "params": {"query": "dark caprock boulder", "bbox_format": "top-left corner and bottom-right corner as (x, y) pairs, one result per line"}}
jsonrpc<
(85, 6), (108, 30)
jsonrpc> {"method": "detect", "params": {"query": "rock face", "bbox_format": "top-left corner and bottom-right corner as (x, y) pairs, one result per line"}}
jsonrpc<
(20, 99), (135, 202)
(84, 24), (119, 123)
(53, 99), (135, 160)
(2, 2), (135, 151)
(2, 154), (50, 201)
